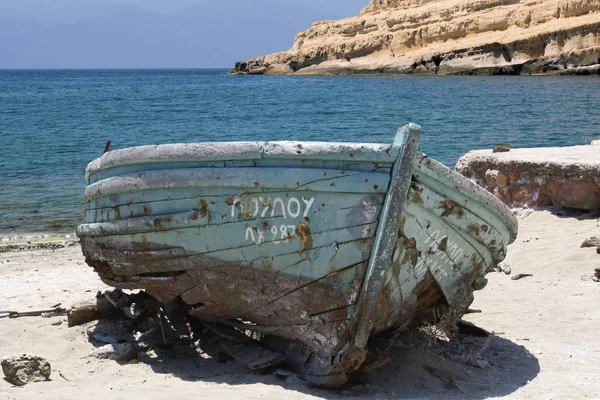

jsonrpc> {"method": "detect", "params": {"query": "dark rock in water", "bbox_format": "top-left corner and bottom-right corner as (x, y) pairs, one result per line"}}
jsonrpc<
(1, 354), (51, 386)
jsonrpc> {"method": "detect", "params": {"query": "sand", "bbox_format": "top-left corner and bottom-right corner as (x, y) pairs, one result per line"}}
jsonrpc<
(1, 208), (599, 399)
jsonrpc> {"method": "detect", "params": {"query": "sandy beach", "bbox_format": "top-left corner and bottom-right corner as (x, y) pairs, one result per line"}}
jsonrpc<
(1, 208), (599, 400)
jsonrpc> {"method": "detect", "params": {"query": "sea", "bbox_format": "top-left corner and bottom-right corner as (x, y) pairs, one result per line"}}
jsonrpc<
(1, 69), (598, 241)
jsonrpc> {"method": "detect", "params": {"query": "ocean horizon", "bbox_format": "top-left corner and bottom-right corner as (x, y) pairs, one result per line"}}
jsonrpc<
(1, 69), (598, 240)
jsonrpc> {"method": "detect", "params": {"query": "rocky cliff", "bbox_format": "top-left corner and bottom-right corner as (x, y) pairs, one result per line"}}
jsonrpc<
(233, 0), (600, 75)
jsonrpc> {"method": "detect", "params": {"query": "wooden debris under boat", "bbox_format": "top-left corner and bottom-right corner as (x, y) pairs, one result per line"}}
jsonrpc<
(77, 123), (518, 387)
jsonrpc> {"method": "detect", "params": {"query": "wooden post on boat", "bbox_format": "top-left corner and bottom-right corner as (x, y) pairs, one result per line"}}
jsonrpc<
(347, 123), (421, 357)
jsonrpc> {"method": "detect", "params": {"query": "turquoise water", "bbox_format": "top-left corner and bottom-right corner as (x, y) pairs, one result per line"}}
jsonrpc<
(1, 69), (598, 237)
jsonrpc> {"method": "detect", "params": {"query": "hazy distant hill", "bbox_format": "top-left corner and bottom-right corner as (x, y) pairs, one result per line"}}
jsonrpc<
(0, 0), (333, 68)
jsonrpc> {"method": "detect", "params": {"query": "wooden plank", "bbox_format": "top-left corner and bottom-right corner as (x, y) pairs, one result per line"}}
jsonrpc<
(84, 191), (383, 226)
(182, 260), (365, 327)
(86, 142), (265, 179)
(98, 233), (374, 283)
(397, 208), (490, 306)
(352, 123), (421, 350)
(263, 141), (397, 162)
(407, 183), (507, 260)
(86, 141), (399, 181)
(88, 158), (393, 185)
(84, 167), (390, 201)
(413, 154), (518, 244)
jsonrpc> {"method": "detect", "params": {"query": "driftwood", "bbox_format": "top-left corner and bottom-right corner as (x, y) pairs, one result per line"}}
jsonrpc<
(511, 274), (533, 281)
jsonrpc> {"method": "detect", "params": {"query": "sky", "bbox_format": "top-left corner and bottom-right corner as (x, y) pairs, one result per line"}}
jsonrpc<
(0, 0), (367, 68)
(0, 0), (367, 24)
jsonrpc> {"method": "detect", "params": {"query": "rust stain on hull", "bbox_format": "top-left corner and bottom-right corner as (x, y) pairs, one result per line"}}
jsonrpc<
(297, 222), (313, 250)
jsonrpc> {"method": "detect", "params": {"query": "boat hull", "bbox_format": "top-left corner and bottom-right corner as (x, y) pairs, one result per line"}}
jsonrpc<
(77, 124), (517, 386)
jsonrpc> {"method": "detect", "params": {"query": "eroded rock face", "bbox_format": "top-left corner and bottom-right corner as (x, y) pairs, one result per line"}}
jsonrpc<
(1, 354), (51, 386)
(233, 0), (600, 75)
(456, 145), (600, 210)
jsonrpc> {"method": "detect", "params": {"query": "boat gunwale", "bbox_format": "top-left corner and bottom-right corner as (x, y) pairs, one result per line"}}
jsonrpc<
(86, 141), (400, 180)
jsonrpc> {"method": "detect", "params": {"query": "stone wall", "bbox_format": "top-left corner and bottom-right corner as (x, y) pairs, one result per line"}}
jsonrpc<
(456, 145), (600, 210)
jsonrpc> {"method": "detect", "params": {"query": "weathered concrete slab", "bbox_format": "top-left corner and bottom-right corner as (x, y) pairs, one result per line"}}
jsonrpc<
(456, 145), (600, 210)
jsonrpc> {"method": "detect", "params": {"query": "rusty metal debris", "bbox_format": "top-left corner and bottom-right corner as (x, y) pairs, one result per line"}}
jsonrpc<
(1, 307), (66, 319)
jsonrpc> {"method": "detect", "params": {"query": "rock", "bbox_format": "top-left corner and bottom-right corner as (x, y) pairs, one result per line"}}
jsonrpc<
(467, 357), (491, 370)
(67, 293), (121, 327)
(497, 262), (508, 270)
(496, 174), (509, 189)
(67, 302), (99, 327)
(485, 169), (499, 188)
(1, 354), (51, 386)
(284, 373), (304, 386)
(581, 237), (600, 248)
(88, 343), (139, 362)
(503, 266), (512, 275)
(595, 268), (600, 279)
(232, 0), (600, 75)
(456, 146), (600, 210)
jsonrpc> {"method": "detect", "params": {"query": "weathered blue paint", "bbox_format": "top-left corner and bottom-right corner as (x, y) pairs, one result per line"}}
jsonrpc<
(77, 123), (518, 387)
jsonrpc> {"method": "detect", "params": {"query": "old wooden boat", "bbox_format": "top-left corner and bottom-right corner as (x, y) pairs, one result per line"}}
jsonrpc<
(77, 124), (517, 387)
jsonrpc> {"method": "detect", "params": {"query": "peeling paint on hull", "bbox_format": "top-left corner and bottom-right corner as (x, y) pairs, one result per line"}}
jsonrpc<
(77, 124), (517, 387)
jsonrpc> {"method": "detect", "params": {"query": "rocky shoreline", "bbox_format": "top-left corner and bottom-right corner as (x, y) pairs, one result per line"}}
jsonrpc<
(232, 0), (600, 76)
